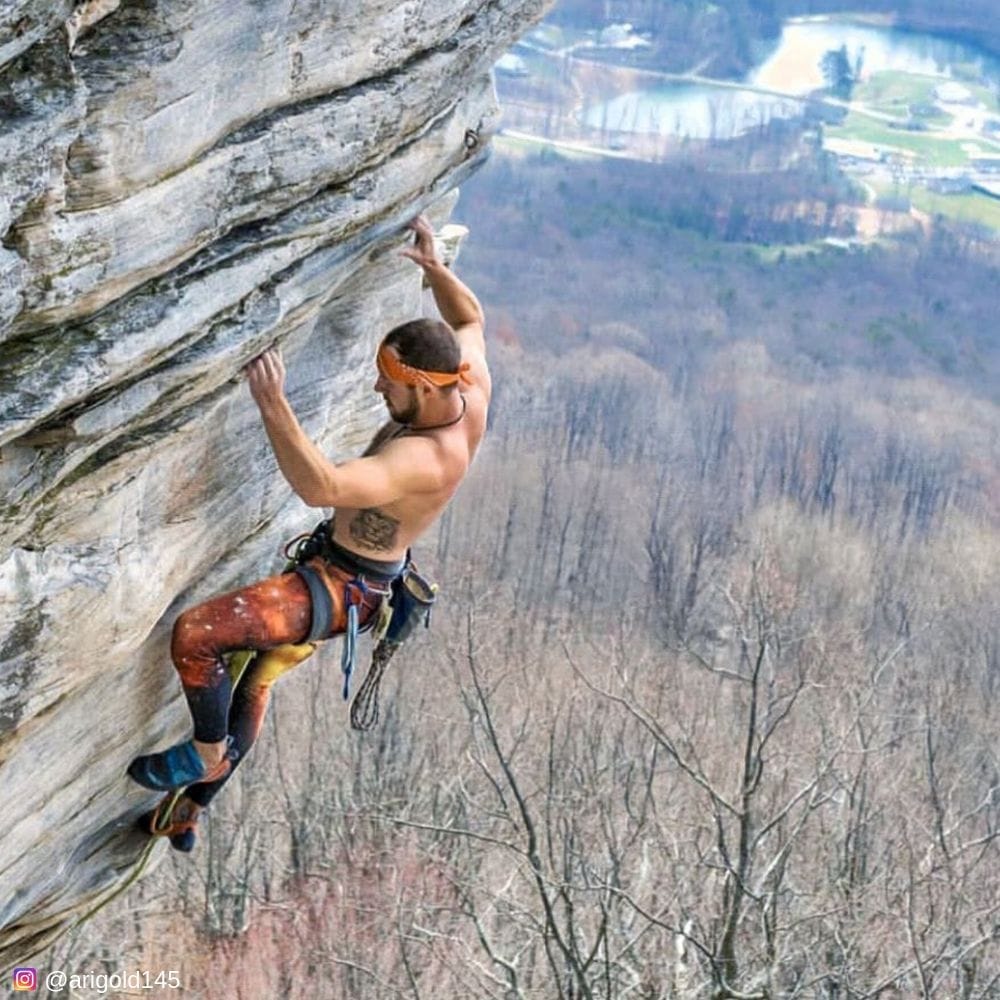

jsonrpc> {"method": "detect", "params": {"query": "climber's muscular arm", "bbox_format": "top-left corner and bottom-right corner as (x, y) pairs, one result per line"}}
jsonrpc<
(403, 215), (490, 397)
(246, 349), (444, 508)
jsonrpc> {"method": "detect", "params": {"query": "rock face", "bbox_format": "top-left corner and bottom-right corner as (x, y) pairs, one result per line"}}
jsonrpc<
(0, 0), (549, 969)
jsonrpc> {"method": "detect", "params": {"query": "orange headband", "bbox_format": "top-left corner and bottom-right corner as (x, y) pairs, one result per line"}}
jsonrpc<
(377, 343), (472, 388)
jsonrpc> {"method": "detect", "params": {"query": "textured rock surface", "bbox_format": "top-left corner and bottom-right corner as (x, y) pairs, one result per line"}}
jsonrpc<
(0, 0), (549, 969)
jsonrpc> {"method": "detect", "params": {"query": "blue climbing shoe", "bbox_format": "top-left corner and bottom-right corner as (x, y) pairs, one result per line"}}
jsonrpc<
(127, 739), (231, 791)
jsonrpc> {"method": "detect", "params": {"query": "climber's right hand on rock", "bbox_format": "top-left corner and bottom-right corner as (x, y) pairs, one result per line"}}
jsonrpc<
(245, 347), (286, 408)
(402, 215), (441, 271)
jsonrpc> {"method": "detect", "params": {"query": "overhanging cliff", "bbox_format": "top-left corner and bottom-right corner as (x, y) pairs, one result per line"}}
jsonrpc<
(0, 0), (549, 969)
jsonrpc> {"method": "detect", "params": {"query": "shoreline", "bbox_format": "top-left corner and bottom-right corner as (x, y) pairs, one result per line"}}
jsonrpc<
(784, 10), (1000, 64)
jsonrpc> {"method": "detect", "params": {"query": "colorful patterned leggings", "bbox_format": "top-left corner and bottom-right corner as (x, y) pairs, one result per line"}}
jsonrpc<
(170, 557), (384, 808)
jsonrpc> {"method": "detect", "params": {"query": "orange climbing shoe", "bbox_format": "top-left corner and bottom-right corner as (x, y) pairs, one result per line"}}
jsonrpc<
(138, 793), (202, 853)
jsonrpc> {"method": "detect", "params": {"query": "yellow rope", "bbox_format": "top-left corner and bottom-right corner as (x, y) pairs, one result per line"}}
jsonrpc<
(72, 788), (181, 929)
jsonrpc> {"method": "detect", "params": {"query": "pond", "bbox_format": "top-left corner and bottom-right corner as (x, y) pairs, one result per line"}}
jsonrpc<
(582, 17), (1000, 141)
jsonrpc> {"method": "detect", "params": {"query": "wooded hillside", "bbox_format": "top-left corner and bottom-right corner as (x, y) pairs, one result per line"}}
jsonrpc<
(48, 144), (1000, 998)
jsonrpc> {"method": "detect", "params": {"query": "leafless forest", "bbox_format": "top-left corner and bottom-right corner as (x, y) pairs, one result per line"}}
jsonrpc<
(45, 148), (1000, 999)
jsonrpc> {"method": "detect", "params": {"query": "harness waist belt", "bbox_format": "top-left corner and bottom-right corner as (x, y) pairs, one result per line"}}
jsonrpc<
(295, 564), (335, 642)
(323, 536), (406, 584)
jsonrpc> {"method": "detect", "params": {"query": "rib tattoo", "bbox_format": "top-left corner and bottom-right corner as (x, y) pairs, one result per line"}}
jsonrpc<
(348, 508), (400, 551)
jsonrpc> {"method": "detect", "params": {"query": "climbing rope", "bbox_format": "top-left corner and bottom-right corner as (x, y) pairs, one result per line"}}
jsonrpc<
(72, 788), (182, 930)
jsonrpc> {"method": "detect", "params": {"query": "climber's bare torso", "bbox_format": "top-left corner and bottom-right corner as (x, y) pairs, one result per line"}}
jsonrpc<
(331, 343), (491, 563)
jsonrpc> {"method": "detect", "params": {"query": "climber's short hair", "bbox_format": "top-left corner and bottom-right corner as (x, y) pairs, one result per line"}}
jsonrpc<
(382, 318), (462, 378)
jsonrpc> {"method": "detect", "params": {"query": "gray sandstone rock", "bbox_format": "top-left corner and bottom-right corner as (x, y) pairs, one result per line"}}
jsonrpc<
(0, 1), (74, 74)
(0, 0), (551, 970)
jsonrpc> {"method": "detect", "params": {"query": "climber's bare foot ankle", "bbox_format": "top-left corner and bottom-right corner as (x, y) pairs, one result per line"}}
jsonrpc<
(193, 738), (226, 769)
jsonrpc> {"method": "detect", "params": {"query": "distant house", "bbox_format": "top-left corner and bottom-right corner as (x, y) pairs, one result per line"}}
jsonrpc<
(972, 180), (1000, 200)
(933, 81), (974, 104)
(928, 176), (971, 194)
(496, 53), (529, 77)
(598, 23), (650, 49)
(823, 136), (883, 163)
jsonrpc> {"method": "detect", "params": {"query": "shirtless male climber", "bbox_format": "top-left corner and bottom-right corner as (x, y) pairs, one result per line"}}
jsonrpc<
(127, 215), (490, 850)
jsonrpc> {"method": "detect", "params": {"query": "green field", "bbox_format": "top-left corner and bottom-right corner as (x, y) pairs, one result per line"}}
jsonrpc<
(853, 70), (949, 121)
(827, 114), (972, 166)
(909, 188), (1000, 231)
(747, 240), (839, 263)
(867, 178), (1000, 231)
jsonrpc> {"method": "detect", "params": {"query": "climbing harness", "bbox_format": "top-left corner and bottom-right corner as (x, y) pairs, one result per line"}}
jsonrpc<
(293, 562), (335, 642)
(284, 518), (438, 730)
(285, 519), (404, 703)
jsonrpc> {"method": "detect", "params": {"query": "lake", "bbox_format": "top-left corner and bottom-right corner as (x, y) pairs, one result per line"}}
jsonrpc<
(582, 17), (1000, 141)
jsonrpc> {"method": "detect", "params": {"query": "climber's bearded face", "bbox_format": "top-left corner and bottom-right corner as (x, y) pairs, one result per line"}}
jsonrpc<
(374, 351), (420, 424)
(383, 385), (419, 424)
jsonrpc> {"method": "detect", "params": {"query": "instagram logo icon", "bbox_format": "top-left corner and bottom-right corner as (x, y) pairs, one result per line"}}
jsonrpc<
(12, 967), (37, 990)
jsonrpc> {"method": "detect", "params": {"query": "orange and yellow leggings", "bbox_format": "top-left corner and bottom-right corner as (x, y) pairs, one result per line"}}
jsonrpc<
(169, 558), (382, 807)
